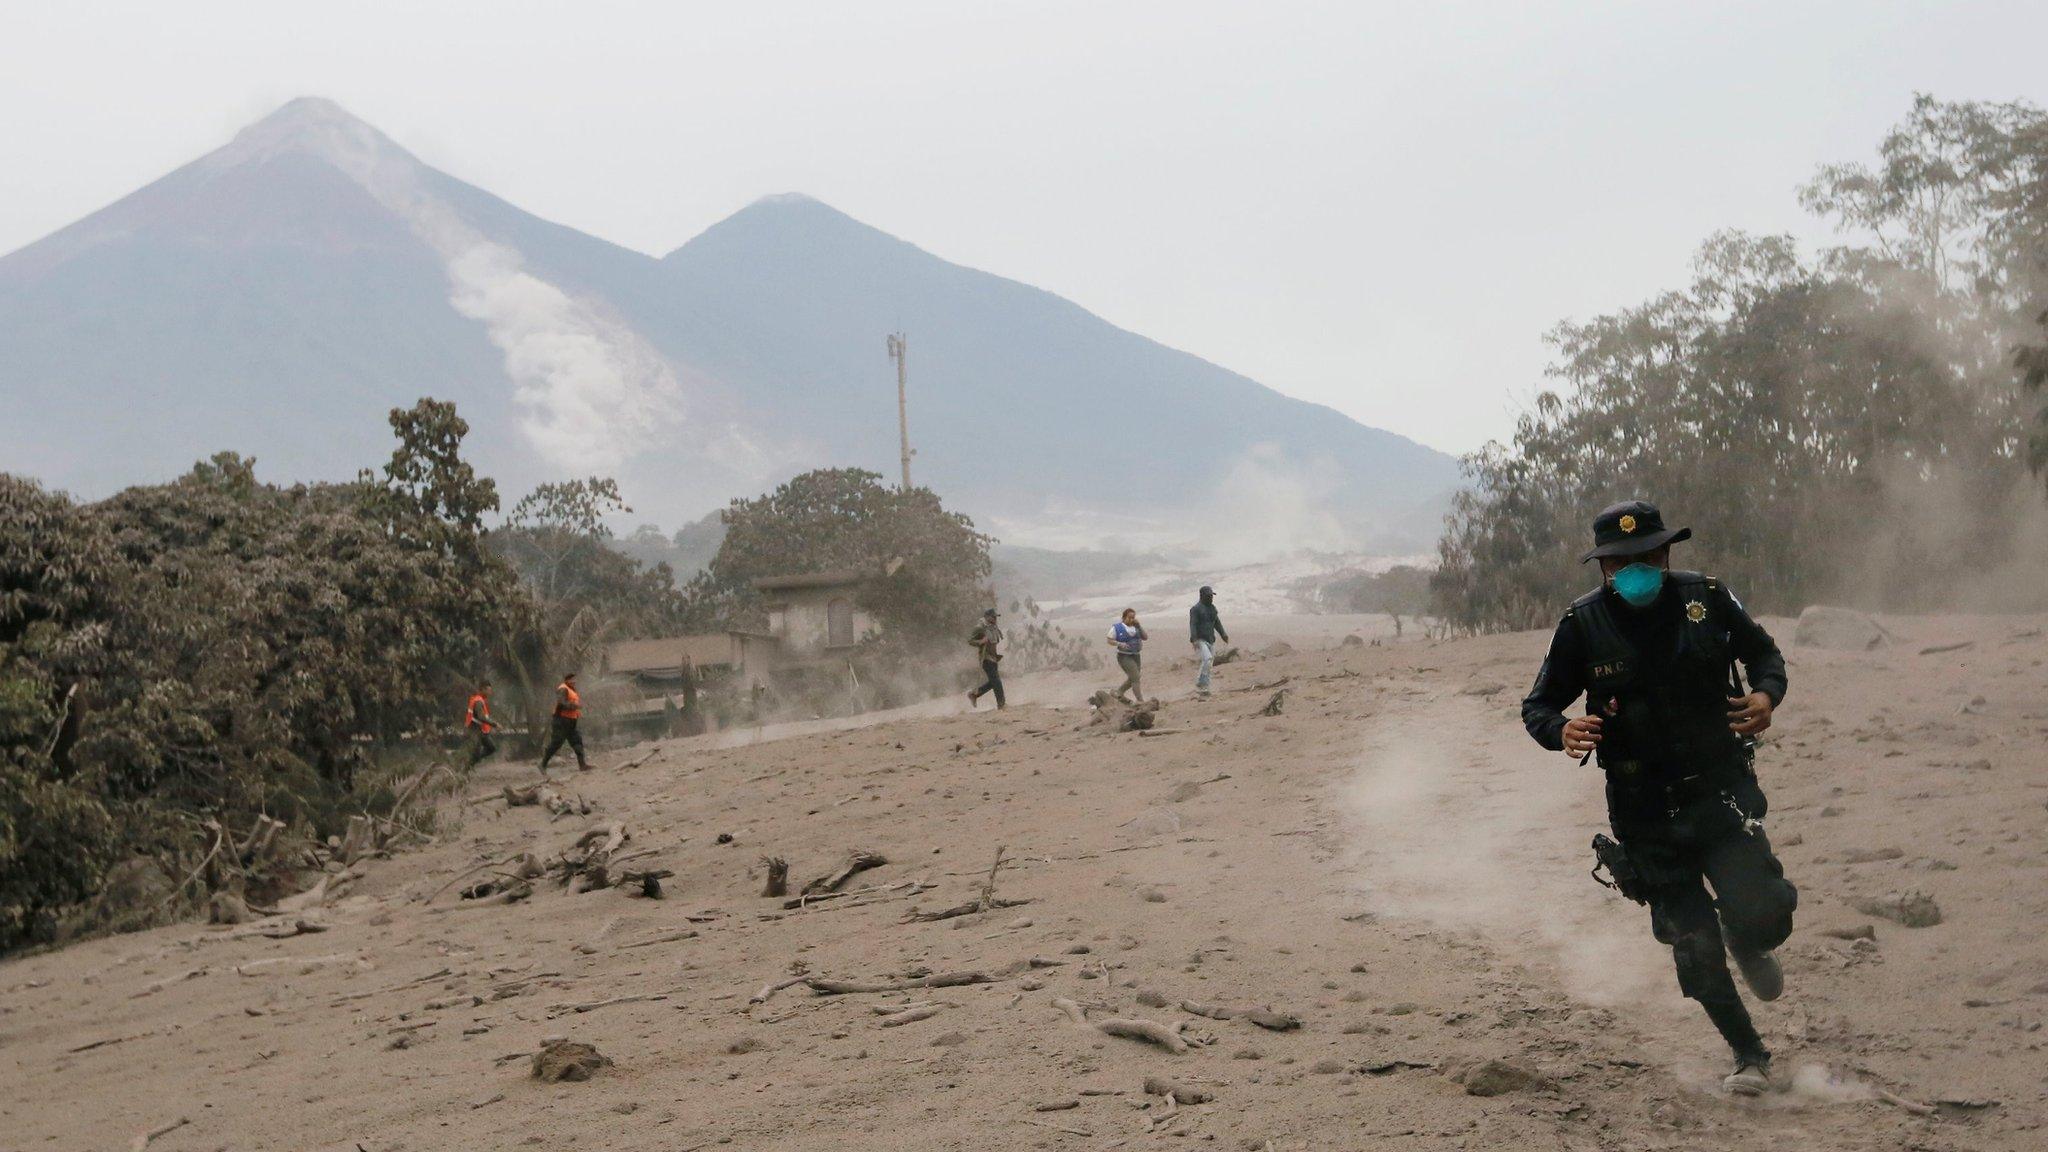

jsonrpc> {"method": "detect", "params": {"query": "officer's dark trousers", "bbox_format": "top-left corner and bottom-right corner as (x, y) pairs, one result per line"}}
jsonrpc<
(540, 717), (587, 770)
(973, 659), (1005, 707)
(1614, 775), (1797, 1058)
(465, 729), (496, 768)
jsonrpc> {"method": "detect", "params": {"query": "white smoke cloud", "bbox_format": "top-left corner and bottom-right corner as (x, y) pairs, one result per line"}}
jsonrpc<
(1203, 442), (1354, 565)
(228, 100), (681, 472)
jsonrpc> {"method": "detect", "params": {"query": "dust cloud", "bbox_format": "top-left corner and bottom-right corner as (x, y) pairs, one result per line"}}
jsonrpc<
(1337, 710), (1675, 1010)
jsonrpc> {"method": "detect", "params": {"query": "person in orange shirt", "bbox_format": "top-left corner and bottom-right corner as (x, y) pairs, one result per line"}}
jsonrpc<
(538, 672), (591, 773)
(463, 680), (496, 768)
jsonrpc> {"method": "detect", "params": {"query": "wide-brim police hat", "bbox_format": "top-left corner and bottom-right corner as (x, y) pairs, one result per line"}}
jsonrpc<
(1579, 500), (1692, 563)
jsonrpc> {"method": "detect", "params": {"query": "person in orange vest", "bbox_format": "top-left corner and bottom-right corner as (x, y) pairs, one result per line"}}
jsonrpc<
(463, 680), (496, 768)
(538, 671), (591, 773)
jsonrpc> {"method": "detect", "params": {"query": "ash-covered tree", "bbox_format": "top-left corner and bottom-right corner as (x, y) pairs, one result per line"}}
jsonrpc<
(694, 468), (993, 645)
(0, 477), (122, 948)
(494, 478), (688, 740)
(1435, 96), (2048, 633)
(0, 399), (524, 947)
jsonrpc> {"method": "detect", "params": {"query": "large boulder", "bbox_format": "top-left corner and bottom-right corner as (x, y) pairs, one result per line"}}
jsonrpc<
(1793, 606), (1887, 651)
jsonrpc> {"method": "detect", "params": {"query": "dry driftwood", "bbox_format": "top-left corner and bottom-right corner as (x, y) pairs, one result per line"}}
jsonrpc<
(1051, 995), (1190, 1053)
(750, 975), (809, 1006)
(1179, 1000), (1298, 1030)
(805, 970), (992, 995)
(877, 1004), (944, 1027)
(802, 849), (887, 896)
(1096, 1017), (1188, 1053)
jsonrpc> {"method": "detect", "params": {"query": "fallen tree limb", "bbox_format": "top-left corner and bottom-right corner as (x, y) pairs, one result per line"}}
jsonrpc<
(801, 849), (887, 896)
(1096, 1017), (1188, 1053)
(805, 970), (991, 995)
(877, 1005), (944, 1027)
(1875, 1087), (1938, 1116)
(903, 897), (1031, 923)
(750, 975), (810, 1006)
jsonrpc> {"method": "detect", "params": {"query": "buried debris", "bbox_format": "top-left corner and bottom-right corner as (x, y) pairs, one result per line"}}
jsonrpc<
(1143, 1077), (1213, 1105)
(1457, 1058), (1553, 1097)
(618, 868), (673, 899)
(1258, 689), (1289, 717)
(1088, 691), (1161, 731)
(760, 856), (789, 898)
(531, 1038), (612, 1082)
(1855, 891), (1943, 928)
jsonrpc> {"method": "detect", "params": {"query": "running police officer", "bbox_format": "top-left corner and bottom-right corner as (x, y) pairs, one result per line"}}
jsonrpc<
(1521, 500), (1797, 1096)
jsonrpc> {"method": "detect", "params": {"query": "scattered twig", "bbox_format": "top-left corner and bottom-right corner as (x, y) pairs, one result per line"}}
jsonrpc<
(130, 1116), (190, 1152)
(614, 748), (661, 773)
(1019, 1117), (1093, 1138)
(69, 1031), (154, 1054)
(617, 928), (697, 951)
(157, 821), (226, 914)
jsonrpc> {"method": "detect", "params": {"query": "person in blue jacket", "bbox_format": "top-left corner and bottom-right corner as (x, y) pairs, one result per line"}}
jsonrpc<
(1108, 608), (1148, 703)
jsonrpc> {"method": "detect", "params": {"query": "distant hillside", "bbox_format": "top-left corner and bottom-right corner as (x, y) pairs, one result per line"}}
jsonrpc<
(0, 97), (1460, 552)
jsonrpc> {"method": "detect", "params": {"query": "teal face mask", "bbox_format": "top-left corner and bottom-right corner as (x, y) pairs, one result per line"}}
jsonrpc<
(1610, 562), (1665, 607)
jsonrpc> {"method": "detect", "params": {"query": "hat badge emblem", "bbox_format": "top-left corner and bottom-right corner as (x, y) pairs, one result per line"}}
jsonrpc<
(1686, 600), (1707, 623)
(1618, 514), (1638, 534)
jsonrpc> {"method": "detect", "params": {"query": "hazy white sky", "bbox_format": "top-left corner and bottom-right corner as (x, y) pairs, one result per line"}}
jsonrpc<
(6, 1), (2046, 457)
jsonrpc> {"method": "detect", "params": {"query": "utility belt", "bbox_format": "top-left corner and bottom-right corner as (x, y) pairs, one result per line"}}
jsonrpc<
(1601, 756), (1752, 819)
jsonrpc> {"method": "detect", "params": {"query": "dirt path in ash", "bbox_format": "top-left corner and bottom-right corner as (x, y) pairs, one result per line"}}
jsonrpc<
(2, 619), (2043, 1151)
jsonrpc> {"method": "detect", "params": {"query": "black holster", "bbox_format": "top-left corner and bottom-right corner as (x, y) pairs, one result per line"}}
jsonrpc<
(1591, 833), (1652, 904)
